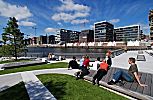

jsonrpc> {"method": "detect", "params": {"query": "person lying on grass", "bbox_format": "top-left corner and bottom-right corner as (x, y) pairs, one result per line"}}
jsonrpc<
(107, 57), (147, 87)
(92, 59), (109, 86)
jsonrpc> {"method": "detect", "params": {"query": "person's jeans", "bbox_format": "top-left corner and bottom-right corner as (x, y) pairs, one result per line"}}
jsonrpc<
(113, 70), (133, 82)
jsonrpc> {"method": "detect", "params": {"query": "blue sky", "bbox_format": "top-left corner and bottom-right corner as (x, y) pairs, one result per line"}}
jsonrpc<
(0, 0), (152, 38)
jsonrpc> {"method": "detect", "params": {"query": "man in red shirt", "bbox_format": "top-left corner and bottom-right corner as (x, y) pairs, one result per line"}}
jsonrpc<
(92, 60), (109, 86)
(76, 56), (90, 80)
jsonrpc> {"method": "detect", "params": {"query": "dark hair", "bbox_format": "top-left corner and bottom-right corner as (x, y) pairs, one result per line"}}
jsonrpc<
(73, 56), (76, 59)
(86, 56), (89, 59)
(129, 57), (135, 63)
(97, 57), (100, 61)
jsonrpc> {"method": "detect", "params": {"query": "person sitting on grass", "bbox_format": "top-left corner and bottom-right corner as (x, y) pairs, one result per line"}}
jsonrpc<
(107, 57), (147, 87)
(92, 59), (109, 86)
(79, 56), (85, 69)
(68, 56), (79, 69)
(76, 56), (90, 80)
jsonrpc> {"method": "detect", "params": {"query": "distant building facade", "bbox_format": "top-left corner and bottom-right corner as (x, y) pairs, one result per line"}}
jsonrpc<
(149, 10), (153, 40)
(48, 35), (55, 44)
(40, 35), (47, 44)
(60, 29), (80, 43)
(79, 30), (94, 42)
(94, 21), (114, 42)
(55, 31), (61, 43)
(114, 25), (141, 41)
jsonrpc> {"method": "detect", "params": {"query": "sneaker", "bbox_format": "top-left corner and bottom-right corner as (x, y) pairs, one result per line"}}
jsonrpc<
(107, 80), (116, 85)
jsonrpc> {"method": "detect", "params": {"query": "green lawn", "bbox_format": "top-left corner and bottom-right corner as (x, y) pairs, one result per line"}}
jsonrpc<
(0, 62), (68, 75)
(0, 82), (29, 100)
(0, 59), (32, 64)
(38, 74), (128, 100)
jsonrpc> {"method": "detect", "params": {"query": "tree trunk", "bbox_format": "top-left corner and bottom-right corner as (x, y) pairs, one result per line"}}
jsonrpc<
(14, 36), (17, 61)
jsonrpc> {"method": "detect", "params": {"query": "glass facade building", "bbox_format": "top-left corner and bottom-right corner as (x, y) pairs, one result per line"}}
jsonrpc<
(149, 10), (153, 40)
(60, 29), (80, 43)
(94, 21), (114, 42)
(79, 30), (94, 43)
(114, 25), (141, 41)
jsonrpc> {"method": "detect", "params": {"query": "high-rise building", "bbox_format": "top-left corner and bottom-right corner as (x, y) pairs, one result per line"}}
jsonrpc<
(40, 35), (47, 44)
(55, 31), (61, 44)
(60, 29), (80, 43)
(70, 31), (80, 43)
(114, 25), (141, 41)
(48, 35), (55, 44)
(94, 21), (114, 42)
(149, 10), (153, 40)
(79, 30), (94, 43)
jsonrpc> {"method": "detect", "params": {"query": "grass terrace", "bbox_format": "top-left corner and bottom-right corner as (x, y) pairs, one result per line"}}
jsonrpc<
(0, 62), (68, 75)
(37, 74), (128, 100)
(0, 82), (29, 100)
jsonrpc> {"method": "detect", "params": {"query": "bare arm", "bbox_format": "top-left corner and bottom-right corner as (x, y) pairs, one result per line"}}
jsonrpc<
(134, 72), (147, 87)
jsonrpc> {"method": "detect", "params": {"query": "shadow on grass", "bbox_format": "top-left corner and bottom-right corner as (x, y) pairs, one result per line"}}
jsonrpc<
(0, 82), (29, 100)
(44, 81), (67, 100)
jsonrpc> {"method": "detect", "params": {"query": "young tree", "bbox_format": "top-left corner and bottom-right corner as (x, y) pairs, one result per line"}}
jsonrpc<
(1, 17), (25, 61)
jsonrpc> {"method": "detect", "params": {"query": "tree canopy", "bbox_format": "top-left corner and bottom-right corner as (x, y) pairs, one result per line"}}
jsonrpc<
(1, 17), (25, 60)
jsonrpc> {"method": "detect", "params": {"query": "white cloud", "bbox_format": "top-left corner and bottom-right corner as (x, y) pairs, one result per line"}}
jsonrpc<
(140, 24), (149, 30)
(19, 21), (36, 26)
(52, 13), (74, 22)
(0, 0), (32, 20)
(52, 12), (89, 22)
(44, 28), (58, 33)
(109, 19), (120, 24)
(71, 19), (89, 24)
(57, 0), (90, 12)
(90, 25), (94, 29)
(57, 22), (62, 26)
(51, 0), (90, 24)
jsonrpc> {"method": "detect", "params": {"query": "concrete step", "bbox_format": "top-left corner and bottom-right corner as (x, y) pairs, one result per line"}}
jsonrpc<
(21, 72), (56, 100)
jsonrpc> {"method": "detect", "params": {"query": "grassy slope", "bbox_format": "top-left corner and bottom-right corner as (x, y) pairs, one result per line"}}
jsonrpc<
(0, 82), (29, 100)
(38, 74), (128, 100)
(0, 62), (68, 75)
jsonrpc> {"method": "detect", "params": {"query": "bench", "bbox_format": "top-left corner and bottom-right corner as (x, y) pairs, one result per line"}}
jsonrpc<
(84, 67), (153, 100)
(137, 55), (146, 61)
(1, 61), (47, 69)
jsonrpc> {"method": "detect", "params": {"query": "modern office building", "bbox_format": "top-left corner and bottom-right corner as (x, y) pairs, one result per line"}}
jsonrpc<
(79, 30), (94, 43)
(149, 10), (153, 40)
(40, 35), (47, 44)
(48, 35), (55, 44)
(70, 31), (80, 43)
(114, 25), (141, 41)
(94, 21), (114, 42)
(55, 31), (61, 44)
(60, 29), (80, 43)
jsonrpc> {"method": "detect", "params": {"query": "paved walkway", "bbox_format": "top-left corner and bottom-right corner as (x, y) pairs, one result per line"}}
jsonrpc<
(21, 72), (56, 100)
(112, 50), (153, 74)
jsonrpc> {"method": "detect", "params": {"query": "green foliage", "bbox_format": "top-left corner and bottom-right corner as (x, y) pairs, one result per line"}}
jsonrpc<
(1, 17), (25, 60)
